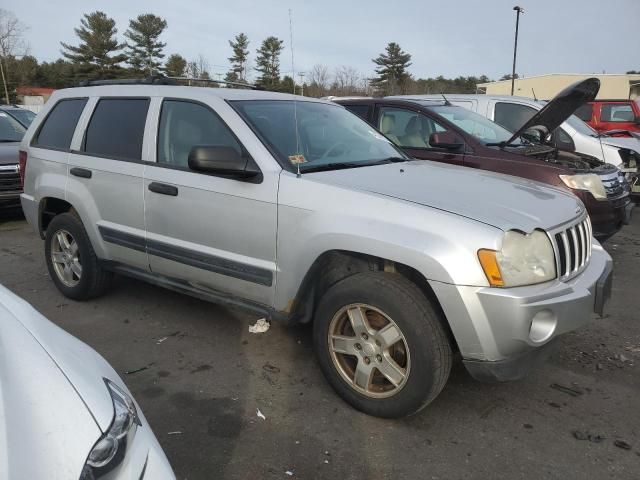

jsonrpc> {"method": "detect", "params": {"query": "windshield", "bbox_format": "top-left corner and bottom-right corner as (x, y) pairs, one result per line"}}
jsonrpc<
(231, 100), (406, 172)
(0, 111), (26, 142)
(423, 104), (523, 145)
(564, 114), (598, 136)
(6, 108), (36, 127)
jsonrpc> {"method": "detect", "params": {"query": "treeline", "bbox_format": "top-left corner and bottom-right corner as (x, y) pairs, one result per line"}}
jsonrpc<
(1, 9), (493, 101)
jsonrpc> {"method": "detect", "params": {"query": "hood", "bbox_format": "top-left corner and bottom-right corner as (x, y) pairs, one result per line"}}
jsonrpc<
(0, 286), (102, 479)
(600, 135), (640, 153)
(307, 160), (582, 233)
(0, 285), (117, 432)
(0, 143), (20, 166)
(507, 78), (600, 145)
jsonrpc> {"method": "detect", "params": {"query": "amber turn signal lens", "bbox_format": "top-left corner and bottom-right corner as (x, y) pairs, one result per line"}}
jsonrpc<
(477, 249), (505, 287)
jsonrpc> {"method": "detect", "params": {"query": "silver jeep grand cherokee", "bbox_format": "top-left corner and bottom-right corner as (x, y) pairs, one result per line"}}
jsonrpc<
(19, 81), (613, 418)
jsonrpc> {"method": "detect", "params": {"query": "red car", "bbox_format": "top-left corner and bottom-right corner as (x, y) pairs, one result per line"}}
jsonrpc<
(575, 99), (640, 134)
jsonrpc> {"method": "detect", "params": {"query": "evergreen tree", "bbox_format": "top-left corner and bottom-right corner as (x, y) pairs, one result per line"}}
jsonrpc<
(60, 11), (126, 78)
(124, 13), (167, 75)
(255, 36), (284, 90)
(371, 42), (412, 95)
(228, 33), (249, 82)
(278, 75), (294, 94)
(165, 53), (187, 77)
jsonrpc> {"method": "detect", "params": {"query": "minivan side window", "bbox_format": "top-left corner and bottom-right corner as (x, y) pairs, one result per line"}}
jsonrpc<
(83, 98), (150, 161)
(377, 107), (448, 149)
(494, 102), (537, 132)
(157, 100), (242, 169)
(34, 98), (88, 150)
(343, 104), (371, 121)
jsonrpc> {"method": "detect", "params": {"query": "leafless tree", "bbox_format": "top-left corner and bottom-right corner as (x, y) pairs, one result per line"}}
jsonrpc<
(307, 63), (330, 97)
(0, 9), (29, 103)
(331, 65), (363, 96)
(185, 54), (211, 83)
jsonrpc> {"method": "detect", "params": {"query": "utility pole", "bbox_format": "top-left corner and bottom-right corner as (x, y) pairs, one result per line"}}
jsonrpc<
(511, 6), (524, 96)
(297, 72), (305, 96)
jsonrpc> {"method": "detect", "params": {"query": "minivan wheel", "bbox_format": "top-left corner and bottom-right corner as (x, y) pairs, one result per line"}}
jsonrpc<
(313, 272), (452, 418)
(45, 212), (112, 300)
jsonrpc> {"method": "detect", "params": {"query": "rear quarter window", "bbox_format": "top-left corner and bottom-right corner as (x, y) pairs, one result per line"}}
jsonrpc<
(33, 98), (88, 150)
(83, 98), (150, 161)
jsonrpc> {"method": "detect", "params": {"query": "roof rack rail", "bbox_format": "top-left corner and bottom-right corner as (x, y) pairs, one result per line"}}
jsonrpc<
(76, 74), (263, 90)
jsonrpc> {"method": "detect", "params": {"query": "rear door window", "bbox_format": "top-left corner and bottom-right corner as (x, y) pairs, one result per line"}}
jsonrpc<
(600, 104), (635, 122)
(378, 106), (450, 148)
(83, 98), (150, 161)
(494, 102), (537, 132)
(34, 98), (87, 150)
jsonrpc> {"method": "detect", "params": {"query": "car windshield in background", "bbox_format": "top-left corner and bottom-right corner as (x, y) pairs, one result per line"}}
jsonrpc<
(565, 114), (598, 137)
(424, 104), (524, 145)
(231, 100), (406, 172)
(6, 109), (36, 127)
(0, 112), (26, 142)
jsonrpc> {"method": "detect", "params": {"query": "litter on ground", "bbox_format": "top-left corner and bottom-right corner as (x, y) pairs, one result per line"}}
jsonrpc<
(249, 318), (270, 333)
(256, 408), (266, 420)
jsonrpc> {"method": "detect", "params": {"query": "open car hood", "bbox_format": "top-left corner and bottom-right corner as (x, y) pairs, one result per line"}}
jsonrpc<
(506, 78), (600, 145)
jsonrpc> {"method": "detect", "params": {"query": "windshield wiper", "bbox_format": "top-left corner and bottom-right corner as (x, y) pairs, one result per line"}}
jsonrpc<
(301, 157), (406, 173)
(0, 139), (20, 143)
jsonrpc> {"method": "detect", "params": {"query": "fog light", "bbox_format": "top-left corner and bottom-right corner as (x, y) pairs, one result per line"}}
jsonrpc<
(529, 310), (557, 344)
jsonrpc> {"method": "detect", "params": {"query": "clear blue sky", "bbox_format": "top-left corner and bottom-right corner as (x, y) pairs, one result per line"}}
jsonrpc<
(8, 0), (640, 80)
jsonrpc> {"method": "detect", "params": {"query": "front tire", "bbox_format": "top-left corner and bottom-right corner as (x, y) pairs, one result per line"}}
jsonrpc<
(45, 212), (112, 300)
(313, 272), (452, 418)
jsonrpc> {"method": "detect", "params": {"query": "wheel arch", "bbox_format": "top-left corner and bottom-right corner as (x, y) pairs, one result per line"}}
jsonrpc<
(285, 249), (459, 352)
(38, 196), (74, 239)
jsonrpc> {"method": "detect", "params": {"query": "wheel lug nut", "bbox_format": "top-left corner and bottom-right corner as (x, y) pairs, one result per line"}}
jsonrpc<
(364, 357), (370, 365)
(361, 333), (368, 340)
(375, 340), (381, 347)
(355, 343), (362, 350)
(376, 355), (382, 362)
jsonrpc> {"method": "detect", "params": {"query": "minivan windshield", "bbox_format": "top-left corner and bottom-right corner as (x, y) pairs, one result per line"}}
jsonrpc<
(231, 100), (407, 172)
(0, 111), (26, 142)
(424, 104), (524, 146)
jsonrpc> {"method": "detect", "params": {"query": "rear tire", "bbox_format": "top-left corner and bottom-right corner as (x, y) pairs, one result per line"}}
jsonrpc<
(313, 271), (452, 418)
(45, 212), (112, 300)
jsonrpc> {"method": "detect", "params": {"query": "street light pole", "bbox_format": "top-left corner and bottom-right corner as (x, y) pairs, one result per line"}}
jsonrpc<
(511, 6), (524, 96)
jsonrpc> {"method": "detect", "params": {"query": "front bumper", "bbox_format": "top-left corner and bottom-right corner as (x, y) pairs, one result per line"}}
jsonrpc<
(429, 243), (612, 382)
(585, 192), (633, 240)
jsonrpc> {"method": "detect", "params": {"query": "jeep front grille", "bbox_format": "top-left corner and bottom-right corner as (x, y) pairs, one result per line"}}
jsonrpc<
(551, 216), (592, 282)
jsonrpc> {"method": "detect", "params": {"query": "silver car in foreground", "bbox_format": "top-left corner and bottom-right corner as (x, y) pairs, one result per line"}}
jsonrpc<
(20, 81), (612, 417)
(0, 284), (175, 479)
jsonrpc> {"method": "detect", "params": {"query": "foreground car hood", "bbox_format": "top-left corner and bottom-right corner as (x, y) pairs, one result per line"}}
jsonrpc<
(0, 286), (117, 433)
(307, 160), (582, 232)
(0, 288), (101, 479)
(507, 78), (600, 145)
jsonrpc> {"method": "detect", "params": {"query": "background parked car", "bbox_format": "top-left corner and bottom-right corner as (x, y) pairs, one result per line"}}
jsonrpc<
(409, 92), (640, 198)
(0, 283), (175, 479)
(575, 99), (640, 134)
(0, 105), (37, 128)
(0, 110), (26, 212)
(336, 79), (632, 240)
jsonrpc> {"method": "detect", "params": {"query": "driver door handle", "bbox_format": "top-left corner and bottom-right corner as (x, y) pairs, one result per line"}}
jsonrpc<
(148, 182), (178, 196)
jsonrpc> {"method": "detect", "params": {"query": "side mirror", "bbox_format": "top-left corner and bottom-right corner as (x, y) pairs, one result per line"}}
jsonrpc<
(429, 131), (463, 150)
(188, 146), (261, 181)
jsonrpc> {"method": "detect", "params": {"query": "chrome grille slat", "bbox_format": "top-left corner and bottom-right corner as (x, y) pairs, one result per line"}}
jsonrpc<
(550, 214), (591, 282)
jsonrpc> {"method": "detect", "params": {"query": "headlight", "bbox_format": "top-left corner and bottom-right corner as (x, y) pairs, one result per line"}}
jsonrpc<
(478, 230), (556, 287)
(559, 173), (606, 199)
(80, 379), (141, 479)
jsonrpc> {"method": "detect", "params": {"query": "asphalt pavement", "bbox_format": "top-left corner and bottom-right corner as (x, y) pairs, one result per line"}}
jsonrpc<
(0, 211), (638, 479)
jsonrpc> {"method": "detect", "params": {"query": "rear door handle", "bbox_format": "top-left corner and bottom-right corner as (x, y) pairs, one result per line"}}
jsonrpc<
(70, 167), (92, 179)
(148, 182), (178, 196)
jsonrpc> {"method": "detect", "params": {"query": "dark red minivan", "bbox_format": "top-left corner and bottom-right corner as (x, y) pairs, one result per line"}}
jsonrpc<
(334, 80), (632, 240)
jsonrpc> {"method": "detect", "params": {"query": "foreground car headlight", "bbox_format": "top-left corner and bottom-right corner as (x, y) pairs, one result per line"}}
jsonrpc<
(559, 173), (606, 199)
(478, 230), (556, 287)
(80, 379), (141, 479)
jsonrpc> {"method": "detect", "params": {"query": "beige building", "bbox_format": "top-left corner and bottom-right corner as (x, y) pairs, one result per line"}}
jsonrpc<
(477, 73), (640, 100)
